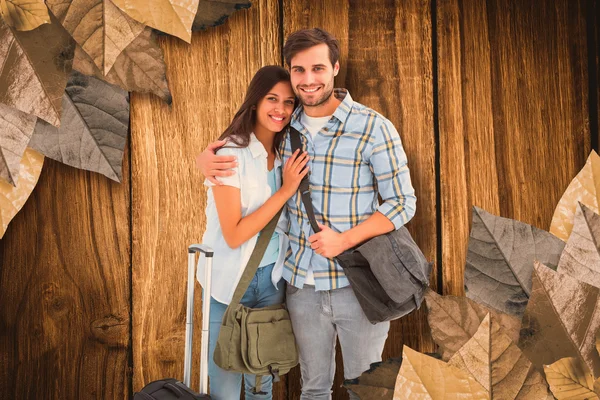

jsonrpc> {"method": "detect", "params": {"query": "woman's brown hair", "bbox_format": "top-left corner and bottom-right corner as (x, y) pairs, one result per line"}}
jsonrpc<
(219, 65), (295, 155)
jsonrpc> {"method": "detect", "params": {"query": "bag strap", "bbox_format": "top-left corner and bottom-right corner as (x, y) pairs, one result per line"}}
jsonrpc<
(289, 127), (321, 234)
(229, 208), (283, 308)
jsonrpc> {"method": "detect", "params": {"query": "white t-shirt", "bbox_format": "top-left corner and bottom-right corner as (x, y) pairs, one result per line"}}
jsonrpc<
(300, 112), (332, 285)
(301, 113), (330, 139)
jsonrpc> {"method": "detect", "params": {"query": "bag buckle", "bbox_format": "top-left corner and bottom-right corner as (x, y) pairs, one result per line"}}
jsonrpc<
(269, 366), (281, 382)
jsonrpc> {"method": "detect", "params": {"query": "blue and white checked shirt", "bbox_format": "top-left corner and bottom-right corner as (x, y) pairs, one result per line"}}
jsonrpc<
(281, 89), (417, 290)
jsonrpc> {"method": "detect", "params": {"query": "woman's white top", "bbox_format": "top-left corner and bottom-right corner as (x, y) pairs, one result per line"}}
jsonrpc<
(196, 133), (289, 305)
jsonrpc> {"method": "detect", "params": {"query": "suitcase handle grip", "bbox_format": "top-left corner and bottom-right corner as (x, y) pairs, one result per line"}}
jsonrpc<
(188, 244), (214, 257)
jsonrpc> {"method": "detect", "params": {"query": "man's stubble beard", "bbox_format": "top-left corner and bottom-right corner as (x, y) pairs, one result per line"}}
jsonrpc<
(297, 82), (335, 108)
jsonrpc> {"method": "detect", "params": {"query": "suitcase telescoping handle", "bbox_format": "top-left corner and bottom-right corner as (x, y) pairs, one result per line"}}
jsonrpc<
(185, 245), (214, 395)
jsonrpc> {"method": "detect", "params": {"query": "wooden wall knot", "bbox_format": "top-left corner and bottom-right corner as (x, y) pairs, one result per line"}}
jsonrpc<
(41, 282), (72, 319)
(90, 315), (129, 348)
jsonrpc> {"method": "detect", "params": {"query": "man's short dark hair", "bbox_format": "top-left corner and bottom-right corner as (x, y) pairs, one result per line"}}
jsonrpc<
(283, 28), (340, 68)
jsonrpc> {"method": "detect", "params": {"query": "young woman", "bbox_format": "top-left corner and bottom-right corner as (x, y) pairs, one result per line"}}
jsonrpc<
(196, 65), (309, 399)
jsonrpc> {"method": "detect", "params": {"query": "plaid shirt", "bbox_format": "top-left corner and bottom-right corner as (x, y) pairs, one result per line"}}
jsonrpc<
(281, 89), (417, 290)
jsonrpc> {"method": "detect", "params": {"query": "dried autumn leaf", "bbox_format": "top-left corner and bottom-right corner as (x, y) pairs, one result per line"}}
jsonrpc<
(29, 71), (129, 182)
(192, 0), (250, 31)
(0, 14), (74, 127)
(111, 0), (199, 43)
(0, 0), (50, 31)
(424, 289), (521, 361)
(47, 0), (144, 75)
(557, 203), (600, 288)
(344, 358), (402, 400)
(73, 28), (172, 104)
(544, 357), (597, 399)
(393, 345), (488, 399)
(519, 261), (600, 378)
(464, 206), (565, 317)
(0, 147), (43, 238)
(0, 103), (37, 186)
(550, 151), (600, 242)
(449, 314), (551, 399)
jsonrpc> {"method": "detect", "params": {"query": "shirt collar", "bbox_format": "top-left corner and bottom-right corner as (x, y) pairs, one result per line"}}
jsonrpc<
(247, 132), (268, 159)
(291, 88), (354, 126)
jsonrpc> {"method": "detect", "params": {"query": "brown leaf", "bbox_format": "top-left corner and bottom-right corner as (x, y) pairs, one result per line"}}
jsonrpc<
(449, 314), (550, 399)
(345, 358), (402, 400)
(557, 203), (600, 288)
(393, 345), (488, 399)
(0, 0), (50, 31)
(29, 71), (129, 182)
(47, 0), (144, 75)
(544, 357), (597, 399)
(424, 289), (521, 361)
(465, 206), (565, 317)
(111, 0), (199, 43)
(519, 261), (600, 378)
(550, 151), (600, 242)
(73, 27), (172, 104)
(0, 14), (74, 127)
(192, 0), (251, 31)
(0, 103), (36, 186)
(0, 147), (43, 238)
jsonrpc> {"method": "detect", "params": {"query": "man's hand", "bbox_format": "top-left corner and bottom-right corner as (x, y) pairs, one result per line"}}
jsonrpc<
(308, 223), (351, 258)
(195, 139), (238, 185)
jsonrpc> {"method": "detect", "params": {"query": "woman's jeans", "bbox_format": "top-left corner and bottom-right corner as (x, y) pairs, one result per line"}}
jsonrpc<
(208, 262), (285, 400)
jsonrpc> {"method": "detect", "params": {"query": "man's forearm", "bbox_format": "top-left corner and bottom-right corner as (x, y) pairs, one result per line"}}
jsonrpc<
(340, 211), (395, 250)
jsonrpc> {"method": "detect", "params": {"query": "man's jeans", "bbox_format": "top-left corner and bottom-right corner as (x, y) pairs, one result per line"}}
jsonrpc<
(286, 284), (390, 400)
(207, 263), (285, 400)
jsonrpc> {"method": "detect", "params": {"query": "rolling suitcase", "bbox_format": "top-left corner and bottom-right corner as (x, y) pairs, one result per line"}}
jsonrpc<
(134, 244), (214, 400)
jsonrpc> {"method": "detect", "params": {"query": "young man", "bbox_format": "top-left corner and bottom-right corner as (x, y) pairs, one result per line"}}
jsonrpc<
(197, 29), (416, 399)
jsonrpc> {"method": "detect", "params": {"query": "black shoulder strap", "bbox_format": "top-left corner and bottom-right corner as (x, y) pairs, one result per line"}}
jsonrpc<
(289, 127), (321, 233)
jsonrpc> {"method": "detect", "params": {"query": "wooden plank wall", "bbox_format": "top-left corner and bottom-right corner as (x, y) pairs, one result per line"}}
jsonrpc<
(0, 0), (597, 399)
(438, 0), (592, 296)
(0, 155), (131, 399)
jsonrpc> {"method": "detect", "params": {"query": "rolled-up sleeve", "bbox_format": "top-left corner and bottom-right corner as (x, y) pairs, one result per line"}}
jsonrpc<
(369, 118), (417, 229)
(204, 147), (241, 189)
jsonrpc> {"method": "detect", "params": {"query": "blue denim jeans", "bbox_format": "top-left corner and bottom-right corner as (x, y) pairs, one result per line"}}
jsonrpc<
(208, 263), (285, 400)
(286, 284), (390, 400)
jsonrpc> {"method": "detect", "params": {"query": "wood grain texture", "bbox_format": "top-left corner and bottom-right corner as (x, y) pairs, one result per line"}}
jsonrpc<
(283, 0), (435, 398)
(0, 1), (597, 399)
(438, 0), (591, 296)
(129, 0), (284, 397)
(0, 155), (130, 399)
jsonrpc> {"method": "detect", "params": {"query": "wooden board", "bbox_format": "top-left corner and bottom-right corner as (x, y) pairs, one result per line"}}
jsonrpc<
(0, 155), (131, 399)
(438, 0), (591, 296)
(129, 0), (284, 397)
(283, 0), (436, 398)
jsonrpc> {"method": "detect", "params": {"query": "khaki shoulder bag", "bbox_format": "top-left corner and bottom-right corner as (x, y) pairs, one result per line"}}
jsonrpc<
(213, 209), (298, 394)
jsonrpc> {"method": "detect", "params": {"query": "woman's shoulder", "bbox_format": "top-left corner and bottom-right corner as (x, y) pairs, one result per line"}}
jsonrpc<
(215, 137), (251, 157)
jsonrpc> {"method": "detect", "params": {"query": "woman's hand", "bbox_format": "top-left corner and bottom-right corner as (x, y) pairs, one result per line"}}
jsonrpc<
(280, 149), (309, 198)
